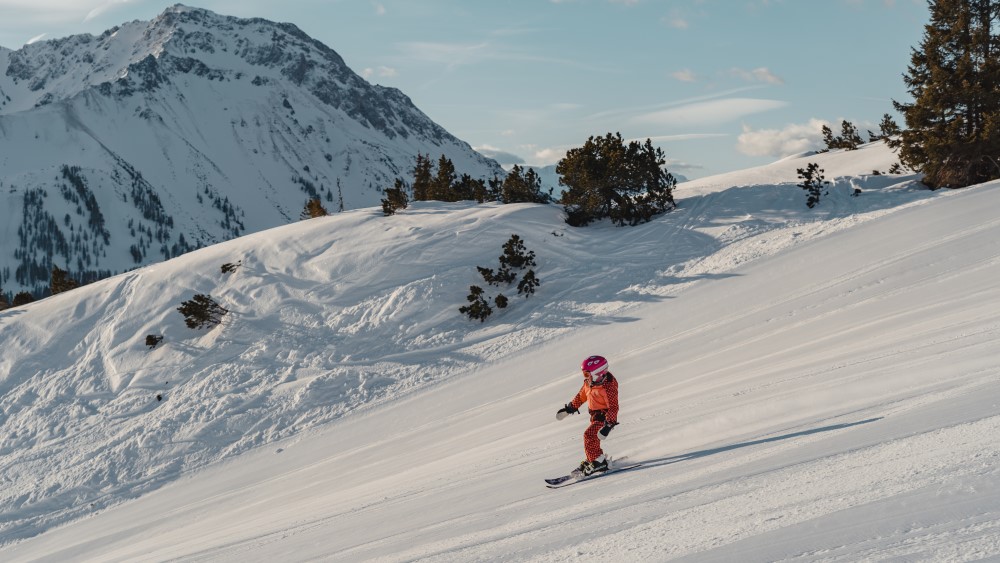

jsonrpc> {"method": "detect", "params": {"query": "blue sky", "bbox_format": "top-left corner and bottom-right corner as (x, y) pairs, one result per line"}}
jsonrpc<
(0, 0), (929, 179)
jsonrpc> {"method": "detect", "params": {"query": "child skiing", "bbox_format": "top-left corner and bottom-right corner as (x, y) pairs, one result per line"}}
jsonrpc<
(556, 355), (619, 476)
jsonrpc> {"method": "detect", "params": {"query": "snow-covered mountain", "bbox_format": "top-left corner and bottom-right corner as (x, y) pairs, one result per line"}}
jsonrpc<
(5, 142), (1000, 561)
(0, 4), (502, 298)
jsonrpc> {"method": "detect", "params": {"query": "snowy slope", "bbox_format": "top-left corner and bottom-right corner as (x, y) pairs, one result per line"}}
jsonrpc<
(0, 4), (501, 298)
(3, 142), (1000, 560)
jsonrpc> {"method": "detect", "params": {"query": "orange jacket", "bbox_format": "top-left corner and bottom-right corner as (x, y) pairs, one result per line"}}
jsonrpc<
(570, 374), (619, 424)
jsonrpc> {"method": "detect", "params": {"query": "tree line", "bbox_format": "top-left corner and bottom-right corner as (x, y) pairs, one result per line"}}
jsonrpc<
(380, 154), (553, 213)
(380, 133), (677, 228)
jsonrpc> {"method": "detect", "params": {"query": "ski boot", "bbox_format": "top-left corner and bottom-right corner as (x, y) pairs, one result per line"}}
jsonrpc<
(574, 454), (610, 477)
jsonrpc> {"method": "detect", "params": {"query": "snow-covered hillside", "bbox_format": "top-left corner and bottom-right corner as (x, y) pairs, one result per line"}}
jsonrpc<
(3, 142), (1000, 560)
(0, 4), (501, 298)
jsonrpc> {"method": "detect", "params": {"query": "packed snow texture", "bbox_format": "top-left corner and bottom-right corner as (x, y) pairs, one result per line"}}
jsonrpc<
(2, 142), (999, 561)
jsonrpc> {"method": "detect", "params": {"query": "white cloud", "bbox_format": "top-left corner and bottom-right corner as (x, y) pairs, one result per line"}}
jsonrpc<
(362, 66), (398, 80)
(550, 102), (583, 111)
(731, 67), (784, 85)
(736, 118), (830, 157)
(533, 147), (570, 166)
(396, 40), (595, 72)
(671, 69), (697, 82)
(84, 0), (135, 23)
(636, 98), (787, 127)
(662, 6), (692, 29)
(664, 159), (702, 172)
(664, 16), (689, 29)
(372, 2), (386, 16)
(0, 0), (134, 23)
(588, 85), (767, 121)
(475, 145), (525, 165)
(398, 41), (492, 69)
(0, 1), (113, 28)
(0, 1), (135, 46)
(640, 133), (730, 143)
(25, 32), (46, 44)
(0, 0), (82, 8)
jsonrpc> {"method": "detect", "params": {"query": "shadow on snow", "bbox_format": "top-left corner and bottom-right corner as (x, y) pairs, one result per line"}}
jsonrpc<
(638, 417), (883, 469)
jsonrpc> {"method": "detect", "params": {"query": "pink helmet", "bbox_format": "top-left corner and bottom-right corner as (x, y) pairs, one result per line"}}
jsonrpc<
(581, 355), (610, 384)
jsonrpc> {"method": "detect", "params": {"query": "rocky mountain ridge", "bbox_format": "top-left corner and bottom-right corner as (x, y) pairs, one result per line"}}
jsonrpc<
(0, 4), (502, 298)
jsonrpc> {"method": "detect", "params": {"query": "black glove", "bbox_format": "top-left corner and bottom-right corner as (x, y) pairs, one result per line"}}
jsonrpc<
(598, 421), (618, 440)
(556, 403), (579, 420)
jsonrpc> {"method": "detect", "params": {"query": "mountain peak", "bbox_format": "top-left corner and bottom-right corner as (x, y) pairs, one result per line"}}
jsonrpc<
(0, 5), (331, 109)
(165, 3), (200, 14)
(0, 6), (501, 298)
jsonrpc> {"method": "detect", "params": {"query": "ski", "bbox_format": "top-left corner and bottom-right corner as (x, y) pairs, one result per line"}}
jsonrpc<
(545, 460), (642, 489)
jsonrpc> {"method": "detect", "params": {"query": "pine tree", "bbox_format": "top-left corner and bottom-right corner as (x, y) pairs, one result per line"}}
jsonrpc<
(839, 120), (864, 150)
(894, 0), (1000, 188)
(430, 155), (458, 201)
(870, 113), (902, 144)
(517, 269), (540, 296)
(381, 178), (410, 216)
(51, 265), (80, 295)
(797, 162), (829, 208)
(557, 133), (676, 226)
(487, 174), (504, 202)
(454, 174), (487, 202)
(0, 290), (9, 311)
(176, 294), (229, 329)
(463, 235), (541, 321)
(501, 165), (527, 203)
(459, 285), (492, 322)
(499, 234), (537, 271)
(821, 125), (836, 151)
(501, 165), (550, 204)
(476, 265), (502, 285)
(221, 261), (242, 274)
(411, 154), (433, 201)
(822, 120), (864, 150)
(300, 197), (329, 219)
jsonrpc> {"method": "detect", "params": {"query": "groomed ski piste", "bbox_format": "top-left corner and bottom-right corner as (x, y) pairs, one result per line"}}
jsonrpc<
(2, 142), (999, 561)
